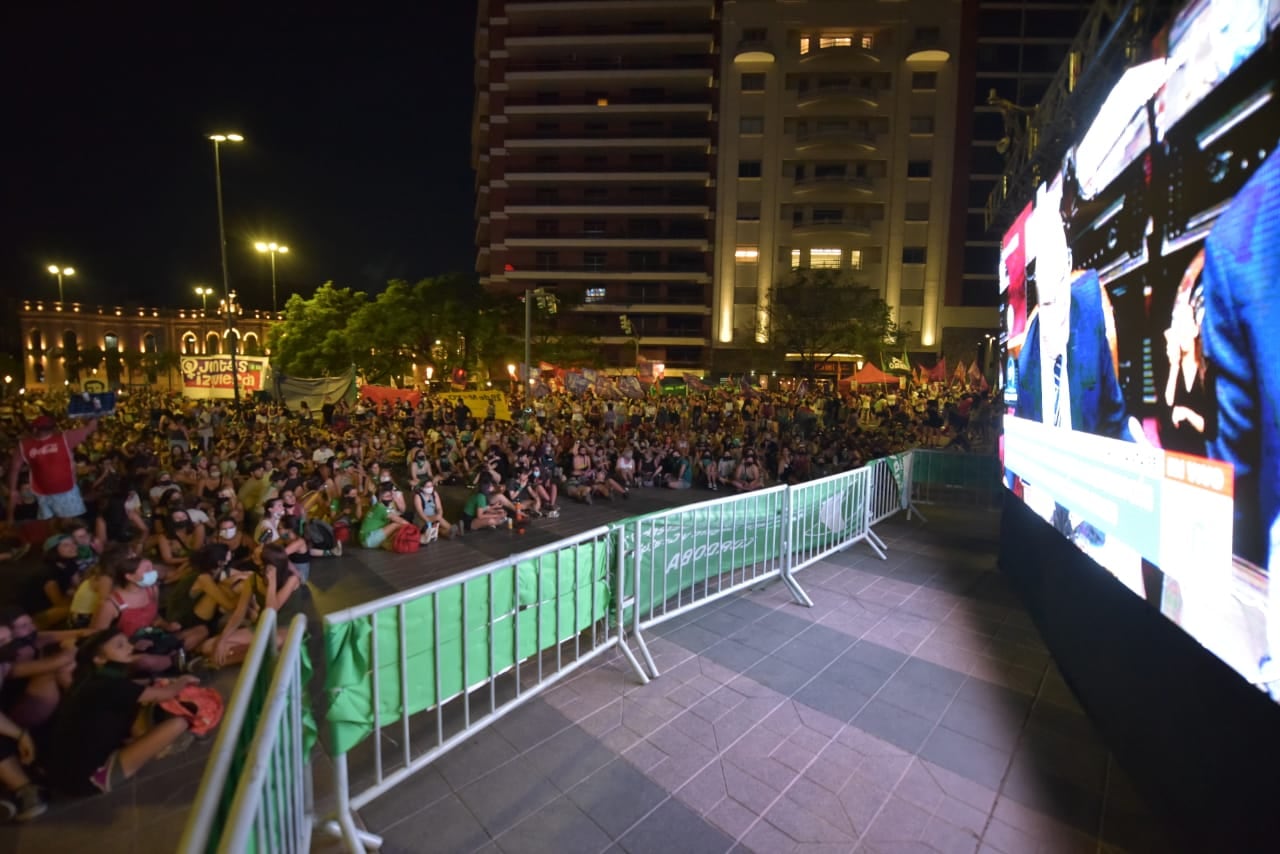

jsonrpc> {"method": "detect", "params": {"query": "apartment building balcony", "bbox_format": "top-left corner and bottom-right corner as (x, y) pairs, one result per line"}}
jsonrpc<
(793, 128), (879, 152)
(504, 134), (712, 150)
(504, 32), (713, 50)
(796, 84), (880, 108)
(503, 203), (710, 217)
(790, 218), (874, 237)
(792, 174), (878, 195)
(504, 97), (712, 117)
(733, 37), (776, 63)
(504, 56), (713, 84)
(504, 232), (709, 249)
(799, 43), (882, 65)
(505, 264), (711, 282)
(503, 168), (710, 183)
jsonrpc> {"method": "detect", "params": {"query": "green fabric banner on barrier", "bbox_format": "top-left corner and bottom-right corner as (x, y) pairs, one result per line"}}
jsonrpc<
(615, 492), (783, 619)
(324, 539), (611, 755)
(787, 471), (869, 552)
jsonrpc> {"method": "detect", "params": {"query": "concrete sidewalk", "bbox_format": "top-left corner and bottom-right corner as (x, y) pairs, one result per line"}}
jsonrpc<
(349, 506), (1177, 854)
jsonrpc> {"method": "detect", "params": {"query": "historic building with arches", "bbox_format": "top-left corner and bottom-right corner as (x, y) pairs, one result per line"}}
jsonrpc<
(17, 299), (279, 391)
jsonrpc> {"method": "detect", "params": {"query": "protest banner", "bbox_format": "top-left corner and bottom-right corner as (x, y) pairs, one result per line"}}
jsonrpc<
(180, 356), (269, 400)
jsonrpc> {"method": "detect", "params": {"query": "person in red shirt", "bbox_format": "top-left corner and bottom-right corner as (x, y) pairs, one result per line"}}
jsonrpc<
(7, 415), (97, 523)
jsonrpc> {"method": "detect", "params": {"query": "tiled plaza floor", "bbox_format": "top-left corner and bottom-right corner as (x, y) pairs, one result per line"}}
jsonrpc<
(353, 506), (1179, 854)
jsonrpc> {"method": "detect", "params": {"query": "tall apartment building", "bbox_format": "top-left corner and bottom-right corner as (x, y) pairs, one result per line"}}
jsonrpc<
(472, 0), (718, 371)
(473, 0), (986, 372)
(715, 0), (975, 360)
(956, 0), (1091, 310)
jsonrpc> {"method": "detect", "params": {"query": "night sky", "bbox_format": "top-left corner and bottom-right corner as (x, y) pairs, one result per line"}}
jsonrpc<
(1, 2), (478, 311)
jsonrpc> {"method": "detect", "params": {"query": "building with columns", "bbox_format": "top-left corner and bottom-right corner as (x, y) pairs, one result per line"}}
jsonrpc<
(16, 299), (278, 392)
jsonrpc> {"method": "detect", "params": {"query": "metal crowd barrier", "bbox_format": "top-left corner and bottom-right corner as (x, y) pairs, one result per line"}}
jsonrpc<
(322, 526), (619, 852)
(178, 609), (312, 854)
(319, 450), (933, 851)
(786, 465), (875, 569)
(220, 614), (312, 853)
(910, 448), (1003, 508)
(616, 485), (804, 680)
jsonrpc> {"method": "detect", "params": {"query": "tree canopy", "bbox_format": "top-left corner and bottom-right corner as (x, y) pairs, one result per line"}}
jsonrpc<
(766, 268), (896, 378)
(267, 274), (511, 384)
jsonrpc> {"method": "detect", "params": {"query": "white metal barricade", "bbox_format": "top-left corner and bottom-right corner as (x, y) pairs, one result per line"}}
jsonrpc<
(785, 464), (876, 568)
(615, 485), (807, 680)
(323, 526), (621, 852)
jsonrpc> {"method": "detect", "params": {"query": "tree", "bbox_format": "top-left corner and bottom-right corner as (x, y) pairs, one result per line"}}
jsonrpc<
(766, 268), (895, 379)
(267, 283), (370, 377)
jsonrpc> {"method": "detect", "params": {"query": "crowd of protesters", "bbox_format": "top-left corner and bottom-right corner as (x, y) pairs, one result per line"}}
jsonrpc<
(0, 378), (991, 820)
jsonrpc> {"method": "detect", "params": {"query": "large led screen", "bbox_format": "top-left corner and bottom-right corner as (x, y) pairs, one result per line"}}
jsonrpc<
(1001, 0), (1280, 700)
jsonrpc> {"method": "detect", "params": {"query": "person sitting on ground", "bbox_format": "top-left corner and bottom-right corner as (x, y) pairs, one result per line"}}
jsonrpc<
(614, 449), (637, 490)
(0, 606), (87, 731)
(0, 621), (47, 822)
(20, 536), (84, 629)
(153, 506), (204, 579)
(507, 467), (545, 516)
(411, 477), (456, 542)
(459, 481), (508, 532)
(197, 544), (301, 669)
(88, 556), (202, 673)
(40, 629), (200, 797)
(359, 482), (414, 550)
(211, 514), (255, 562)
(729, 449), (764, 492)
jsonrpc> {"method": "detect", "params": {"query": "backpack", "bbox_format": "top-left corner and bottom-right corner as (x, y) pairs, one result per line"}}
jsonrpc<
(159, 684), (225, 736)
(305, 519), (337, 551)
(392, 524), (420, 554)
(333, 519), (351, 544)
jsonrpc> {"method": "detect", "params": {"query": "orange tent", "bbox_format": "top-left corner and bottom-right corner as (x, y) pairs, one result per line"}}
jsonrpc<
(840, 363), (897, 386)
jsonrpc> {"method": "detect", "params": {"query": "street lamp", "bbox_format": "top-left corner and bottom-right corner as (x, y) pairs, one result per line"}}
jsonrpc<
(194, 286), (214, 314)
(208, 133), (244, 303)
(254, 240), (289, 314)
(522, 288), (558, 398)
(219, 290), (244, 408)
(3, 375), (11, 400)
(209, 132), (243, 407)
(46, 265), (75, 303)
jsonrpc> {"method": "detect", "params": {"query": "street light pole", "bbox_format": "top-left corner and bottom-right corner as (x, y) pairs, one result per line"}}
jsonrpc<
(209, 132), (244, 408)
(46, 265), (75, 303)
(254, 241), (289, 314)
(523, 289), (532, 399)
(220, 291), (243, 408)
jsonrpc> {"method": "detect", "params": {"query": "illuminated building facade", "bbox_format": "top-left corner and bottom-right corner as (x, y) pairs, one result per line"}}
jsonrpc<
(17, 299), (278, 391)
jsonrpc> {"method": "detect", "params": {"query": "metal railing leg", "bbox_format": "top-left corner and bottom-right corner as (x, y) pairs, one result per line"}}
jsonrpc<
(780, 488), (813, 607)
(325, 753), (384, 852)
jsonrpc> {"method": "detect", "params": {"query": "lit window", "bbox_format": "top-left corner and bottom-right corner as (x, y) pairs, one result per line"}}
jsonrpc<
(735, 247), (760, 262)
(791, 249), (802, 269)
(860, 34), (874, 49)
(585, 287), (607, 303)
(850, 250), (863, 270)
(819, 34), (853, 49)
(810, 248), (842, 269)
(799, 37), (810, 55)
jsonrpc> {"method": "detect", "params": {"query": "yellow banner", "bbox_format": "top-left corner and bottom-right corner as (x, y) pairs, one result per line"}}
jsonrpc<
(438, 390), (512, 421)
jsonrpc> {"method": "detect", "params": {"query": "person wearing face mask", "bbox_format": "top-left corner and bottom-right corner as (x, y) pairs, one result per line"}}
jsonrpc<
(153, 507), (204, 578)
(408, 447), (439, 487)
(359, 483), (414, 550)
(253, 497), (287, 545)
(20, 536), (83, 629)
(0, 608), (82, 730)
(89, 557), (200, 674)
(213, 515), (254, 561)
(412, 477), (456, 542)
(40, 629), (200, 797)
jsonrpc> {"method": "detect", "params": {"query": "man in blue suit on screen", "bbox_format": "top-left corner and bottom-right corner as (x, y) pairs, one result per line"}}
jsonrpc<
(1201, 148), (1280, 576)
(1015, 162), (1136, 441)
(1199, 148), (1279, 697)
